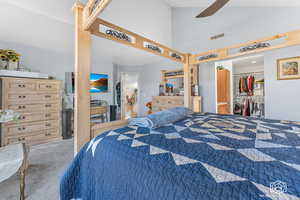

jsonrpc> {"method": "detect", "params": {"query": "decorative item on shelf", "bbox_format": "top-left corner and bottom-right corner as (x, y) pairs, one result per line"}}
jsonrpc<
(0, 49), (21, 70)
(239, 42), (271, 53)
(170, 53), (182, 60)
(145, 44), (162, 54)
(126, 88), (138, 118)
(192, 84), (199, 96)
(159, 84), (165, 96)
(216, 65), (225, 70)
(165, 83), (174, 96)
(106, 29), (132, 43)
(256, 79), (265, 84)
(165, 70), (184, 77)
(91, 0), (102, 13)
(198, 53), (218, 61)
(145, 102), (152, 115)
(277, 56), (300, 80)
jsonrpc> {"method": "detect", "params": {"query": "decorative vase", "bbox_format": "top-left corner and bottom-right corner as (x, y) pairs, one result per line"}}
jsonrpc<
(7, 61), (18, 70)
(0, 60), (8, 70)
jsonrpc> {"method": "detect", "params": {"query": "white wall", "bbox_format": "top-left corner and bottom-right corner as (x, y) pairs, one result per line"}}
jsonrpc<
(0, 0), (173, 105)
(264, 46), (300, 121)
(172, 7), (300, 53)
(172, 7), (300, 121)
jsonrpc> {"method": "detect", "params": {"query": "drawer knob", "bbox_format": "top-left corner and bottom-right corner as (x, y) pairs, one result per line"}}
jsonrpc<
(18, 105), (26, 109)
(45, 104), (52, 108)
(46, 85), (52, 88)
(18, 116), (26, 120)
(45, 114), (51, 117)
(45, 123), (51, 127)
(18, 96), (26, 99)
(45, 95), (51, 98)
(18, 127), (26, 131)
(45, 133), (51, 136)
(18, 137), (25, 141)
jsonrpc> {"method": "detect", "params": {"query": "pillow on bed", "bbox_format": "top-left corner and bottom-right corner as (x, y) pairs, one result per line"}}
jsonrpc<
(167, 107), (193, 116)
(128, 107), (192, 129)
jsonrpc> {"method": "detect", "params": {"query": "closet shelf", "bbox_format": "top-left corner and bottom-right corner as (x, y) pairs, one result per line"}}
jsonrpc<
(233, 71), (264, 76)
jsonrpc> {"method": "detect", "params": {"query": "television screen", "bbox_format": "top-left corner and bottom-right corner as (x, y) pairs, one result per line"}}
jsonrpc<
(90, 73), (108, 93)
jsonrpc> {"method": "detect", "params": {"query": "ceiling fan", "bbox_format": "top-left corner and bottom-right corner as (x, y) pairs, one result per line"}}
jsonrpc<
(196, 0), (230, 18)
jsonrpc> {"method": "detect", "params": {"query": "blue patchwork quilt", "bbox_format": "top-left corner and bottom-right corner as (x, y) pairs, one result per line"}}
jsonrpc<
(60, 113), (300, 200)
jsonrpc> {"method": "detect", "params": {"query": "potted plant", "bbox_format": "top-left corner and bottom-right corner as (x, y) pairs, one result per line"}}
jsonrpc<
(217, 65), (225, 70)
(0, 49), (21, 70)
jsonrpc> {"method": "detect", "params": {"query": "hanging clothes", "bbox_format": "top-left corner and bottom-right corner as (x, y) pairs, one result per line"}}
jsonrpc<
(235, 72), (264, 118)
(116, 82), (121, 108)
(234, 98), (264, 118)
(239, 75), (255, 95)
(247, 76), (255, 96)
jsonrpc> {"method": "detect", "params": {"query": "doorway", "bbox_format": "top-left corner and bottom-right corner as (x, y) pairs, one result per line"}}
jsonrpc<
(215, 55), (265, 117)
(121, 72), (139, 119)
(215, 60), (233, 114)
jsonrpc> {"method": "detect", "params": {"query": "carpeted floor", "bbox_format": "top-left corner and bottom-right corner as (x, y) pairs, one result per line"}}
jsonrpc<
(0, 139), (73, 200)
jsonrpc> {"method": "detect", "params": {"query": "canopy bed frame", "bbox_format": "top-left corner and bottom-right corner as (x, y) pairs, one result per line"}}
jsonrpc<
(73, 0), (300, 152)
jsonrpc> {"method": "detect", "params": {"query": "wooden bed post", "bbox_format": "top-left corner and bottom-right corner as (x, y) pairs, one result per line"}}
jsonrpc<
(184, 54), (192, 109)
(73, 3), (91, 153)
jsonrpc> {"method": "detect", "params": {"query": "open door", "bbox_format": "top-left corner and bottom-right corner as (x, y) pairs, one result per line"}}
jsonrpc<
(217, 69), (231, 114)
(121, 72), (139, 119)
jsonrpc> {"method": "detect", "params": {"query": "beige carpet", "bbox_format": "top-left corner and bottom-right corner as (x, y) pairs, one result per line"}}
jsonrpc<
(0, 139), (73, 200)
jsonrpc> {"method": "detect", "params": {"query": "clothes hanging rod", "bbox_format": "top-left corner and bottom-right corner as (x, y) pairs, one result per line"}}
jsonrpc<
(233, 71), (264, 76)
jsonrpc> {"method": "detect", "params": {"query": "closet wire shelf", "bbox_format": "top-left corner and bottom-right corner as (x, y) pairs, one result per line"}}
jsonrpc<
(233, 71), (265, 118)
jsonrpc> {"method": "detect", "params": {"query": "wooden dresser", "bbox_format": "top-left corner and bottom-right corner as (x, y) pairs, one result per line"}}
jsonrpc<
(0, 77), (62, 147)
(152, 96), (202, 113)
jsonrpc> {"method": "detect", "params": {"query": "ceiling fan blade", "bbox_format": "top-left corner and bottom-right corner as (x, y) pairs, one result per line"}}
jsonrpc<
(196, 0), (230, 18)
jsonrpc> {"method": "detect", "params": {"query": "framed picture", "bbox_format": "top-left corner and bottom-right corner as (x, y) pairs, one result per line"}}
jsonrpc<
(277, 56), (300, 80)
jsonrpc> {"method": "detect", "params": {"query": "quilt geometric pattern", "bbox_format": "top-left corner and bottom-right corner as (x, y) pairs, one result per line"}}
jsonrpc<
(82, 113), (300, 200)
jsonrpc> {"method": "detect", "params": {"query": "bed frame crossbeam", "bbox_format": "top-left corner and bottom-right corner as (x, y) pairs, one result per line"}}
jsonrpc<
(190, 30), (300, 64)
(90, 18), (186, 63)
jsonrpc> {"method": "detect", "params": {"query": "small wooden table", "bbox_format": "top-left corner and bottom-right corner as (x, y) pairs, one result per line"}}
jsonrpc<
(0, 143), (28, 200)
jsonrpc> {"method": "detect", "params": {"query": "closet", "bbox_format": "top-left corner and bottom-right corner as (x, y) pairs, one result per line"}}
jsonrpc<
(233, 58), (265, 118)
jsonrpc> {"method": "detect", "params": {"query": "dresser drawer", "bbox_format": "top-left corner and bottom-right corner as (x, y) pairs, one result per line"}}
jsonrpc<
(6, 103), (60, 113)
(37, 82), (60, 91)
(4, 120), (60, 136)
(3, 129), (60, 146)
(6, 93), (60, 103)
(6, 112), (60, 125)
(5, 79), (37, 93)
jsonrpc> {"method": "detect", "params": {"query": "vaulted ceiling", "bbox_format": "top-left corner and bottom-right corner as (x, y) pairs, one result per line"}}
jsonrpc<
(164, 0), (300, 7)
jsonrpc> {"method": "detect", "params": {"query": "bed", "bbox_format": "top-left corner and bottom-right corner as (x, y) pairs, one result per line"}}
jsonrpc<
(60, 113), (300, 200)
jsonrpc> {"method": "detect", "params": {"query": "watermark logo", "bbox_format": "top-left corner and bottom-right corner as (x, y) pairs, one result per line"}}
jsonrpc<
(270, 180), (287, 194)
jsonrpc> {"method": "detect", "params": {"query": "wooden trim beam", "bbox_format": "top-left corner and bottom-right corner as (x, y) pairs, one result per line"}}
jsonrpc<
(90, 18), (186, 63)
(84, 0), (112, 30)
(91, 120), (128, 138)
(184, 54), (192, 108)
(190, 29), (300, 64)
(73, 3), (92, 153)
